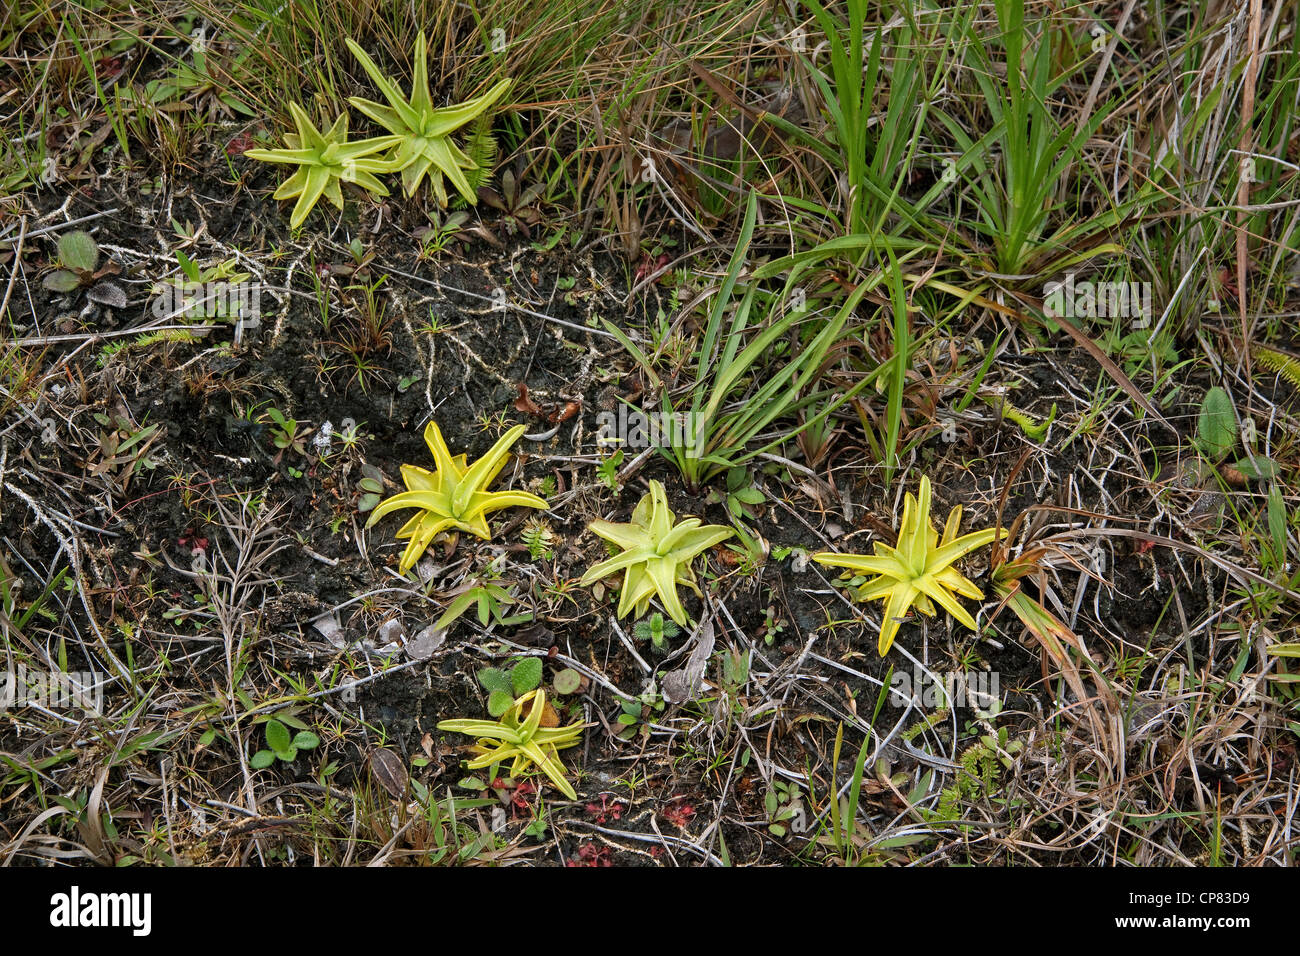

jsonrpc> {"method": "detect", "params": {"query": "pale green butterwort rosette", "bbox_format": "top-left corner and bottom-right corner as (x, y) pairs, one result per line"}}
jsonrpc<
(813, 476), (1005, 656)
(437, 690), (584, 800)
(244, 103), (400, 229)
(580, 480), (733, 628)
(366, 422), (547, 573)
(346, 31), (512, 204)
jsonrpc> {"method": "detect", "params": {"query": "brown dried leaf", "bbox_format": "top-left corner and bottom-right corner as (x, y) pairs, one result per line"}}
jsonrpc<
(369, 748), (408, 799)
(514, 383), (543, 417)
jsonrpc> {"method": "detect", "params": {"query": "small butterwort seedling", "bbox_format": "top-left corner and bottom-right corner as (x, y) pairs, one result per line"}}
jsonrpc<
(814, 475), (1004, 656)
(355, 465), (385, 512)
(42, 230), (126, 307)
(366, 421), (548, 573)
(432, 576), (529, 633)
(596, 449), (624, 491)
(244, 103), (399, 229)
(346, 31), (511, 205)
(614, 688), (665, 741)
(250, 718), (320, 768)
(633, 611), (680, 650)
(580, 480), (733, 628)
(260, 406), (310, 458)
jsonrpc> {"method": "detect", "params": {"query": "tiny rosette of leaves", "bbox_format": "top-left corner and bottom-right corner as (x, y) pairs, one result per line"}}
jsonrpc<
(244, 103), (400, 229)
(44, 230), (103, 292)
(433, 581), (515, 632)
(250, 718), (321, 768)
(634, 612), (680, 650)
(814, 475), (1003, 656)
(346, 32), (511, 204)
(437, 689), (583, 800)
(365, 421), (548, 573)
(476, 658), (543, 717)
(579, 480), (733, 628)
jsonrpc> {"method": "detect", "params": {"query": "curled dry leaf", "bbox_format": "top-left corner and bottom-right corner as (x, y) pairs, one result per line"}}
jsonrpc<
(514, 382), (543, 417)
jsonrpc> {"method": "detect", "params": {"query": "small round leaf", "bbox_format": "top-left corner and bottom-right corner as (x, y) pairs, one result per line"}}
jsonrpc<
(552, 668), (583, 696)
(1196, 387), (1237, 459)
(476, 667), (513, 696)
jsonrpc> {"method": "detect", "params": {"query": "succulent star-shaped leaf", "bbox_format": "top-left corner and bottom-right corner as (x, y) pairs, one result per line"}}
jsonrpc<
(813, 476), (1005, 656)
(346, 32), (511, 204)
(579, 480), (733, 628)
(244, 103), (400, 229)
(366, 421), (547, 573)
(437, 689), (584, 800)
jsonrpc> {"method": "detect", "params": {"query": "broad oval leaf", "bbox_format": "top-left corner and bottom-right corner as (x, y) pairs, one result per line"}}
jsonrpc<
(510, 657), (542, 695)
(1196, 387), (1237, 459)
(487, 689), (515, 717)
(264, 718), (291, 754)
(369, 748), (408, 798)
(42, 269), (82, 293)
(57, 230), (99, 273)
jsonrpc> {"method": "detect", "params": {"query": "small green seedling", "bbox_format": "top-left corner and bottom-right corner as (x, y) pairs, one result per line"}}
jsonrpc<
(144, 41), (254, 115)
(715, 466), (765, 523)
(434, 578), (529, 633)
(765, 779), (805, 837)
(356, 465), (384, 512)
(633, 611), (680, 651)
(43, 231), (126, 306)
(260, 407), (310, 457)
(250, 718), (320, 768)
(90, 412), (161, 485)
(615, 688), (664, 741)
(596, 450), (623, 491)
(759, 603), (785, 646)
(152, 250), (253, 321)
